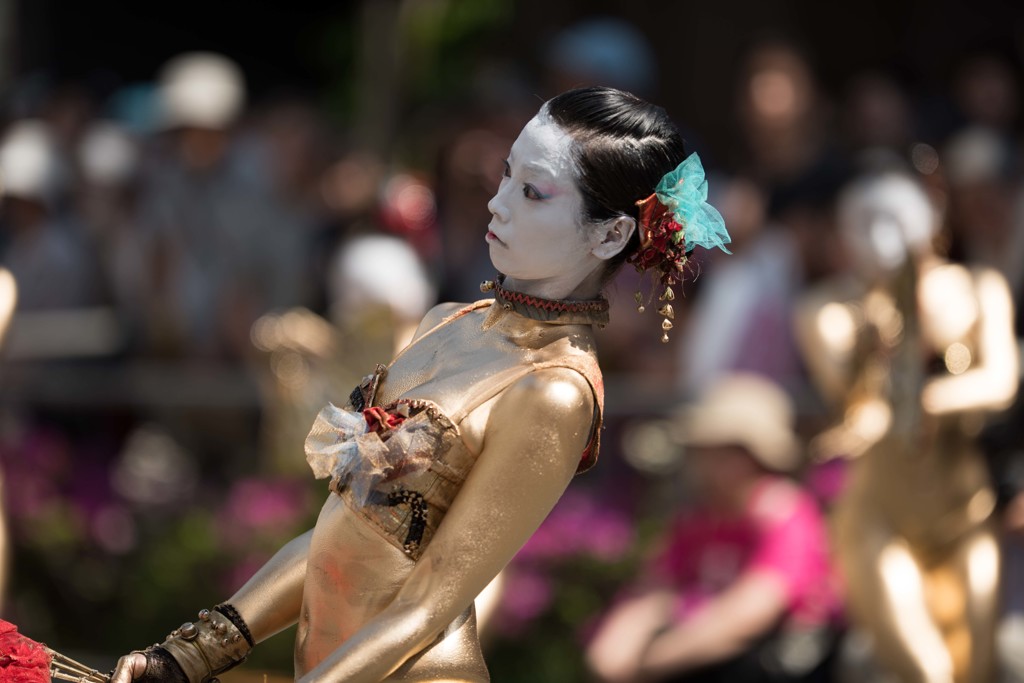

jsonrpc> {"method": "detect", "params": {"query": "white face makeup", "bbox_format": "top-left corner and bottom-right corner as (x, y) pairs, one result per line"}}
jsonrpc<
(485, 113), (603, 291)
(839, 174), (935, 277)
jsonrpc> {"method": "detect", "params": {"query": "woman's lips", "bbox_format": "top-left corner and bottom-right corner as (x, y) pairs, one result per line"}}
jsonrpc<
(485, 229), (506, 245)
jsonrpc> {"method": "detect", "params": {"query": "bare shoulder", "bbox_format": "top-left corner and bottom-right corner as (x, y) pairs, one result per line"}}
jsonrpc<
(493, 366), (595, 430)
(970, 264), (1013, 298)
(411, 302), (470, 341)
(923, 262), (1012, 311)
(481, 366), (594, 478)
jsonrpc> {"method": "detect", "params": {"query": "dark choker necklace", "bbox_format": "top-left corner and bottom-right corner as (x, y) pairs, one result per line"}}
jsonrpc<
(480, 277), (609, 326)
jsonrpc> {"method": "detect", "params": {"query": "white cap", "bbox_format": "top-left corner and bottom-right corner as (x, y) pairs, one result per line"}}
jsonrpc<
(78, 121), (139, 186)
(158, 52), (245, 129)
(330, 235), (435, 323)
(945, 126), (1010, 186)
(0, 120), (61, 202)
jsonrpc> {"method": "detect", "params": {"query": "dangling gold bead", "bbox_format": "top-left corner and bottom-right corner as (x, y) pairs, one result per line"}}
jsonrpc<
(659, 286), (675, 302)
(661, 332), (670, 343)
(662, 318), (673, 331)
(637, 305), (645, 313)
(634, 290), (645, 314)
(658, 303), (675, 320)
(480, 280), (495, 293)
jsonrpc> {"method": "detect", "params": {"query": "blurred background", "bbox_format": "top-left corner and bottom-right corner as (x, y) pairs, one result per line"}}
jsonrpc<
(0, 0), (1023, 681)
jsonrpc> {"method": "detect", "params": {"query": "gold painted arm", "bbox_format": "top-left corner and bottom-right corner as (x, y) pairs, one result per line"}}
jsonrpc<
(921, 268), (1019, 416)
(793, 286), (856, 406)
(111, 531), (312, 683)
(227, 529), (312, 643)
(297, 367), (594, 683)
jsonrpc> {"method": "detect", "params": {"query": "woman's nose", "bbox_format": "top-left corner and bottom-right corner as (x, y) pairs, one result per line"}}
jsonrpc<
(487, 186), (509, 222)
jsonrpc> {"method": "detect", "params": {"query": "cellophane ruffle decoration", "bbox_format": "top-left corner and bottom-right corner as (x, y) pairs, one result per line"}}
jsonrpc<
(0, 619), (108, 683)
(628, 152), (731, 288)
(304, 402), (451, 505)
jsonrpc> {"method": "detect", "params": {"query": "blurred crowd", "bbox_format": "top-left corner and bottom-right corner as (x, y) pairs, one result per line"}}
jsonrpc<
(0, 13), (1023, 683)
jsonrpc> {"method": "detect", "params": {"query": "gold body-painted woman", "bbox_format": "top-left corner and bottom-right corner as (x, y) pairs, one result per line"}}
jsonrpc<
(795, 169), (1018, 683)
(110, 87), (730, 683)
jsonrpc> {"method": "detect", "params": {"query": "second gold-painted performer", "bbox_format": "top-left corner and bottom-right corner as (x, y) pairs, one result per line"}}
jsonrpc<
(109, 86), (730, 683)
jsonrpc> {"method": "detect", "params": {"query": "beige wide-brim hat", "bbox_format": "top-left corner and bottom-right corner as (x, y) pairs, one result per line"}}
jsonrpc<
(671, 373), (802, 473)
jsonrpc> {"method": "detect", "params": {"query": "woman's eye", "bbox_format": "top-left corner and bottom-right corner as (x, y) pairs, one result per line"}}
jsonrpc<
(522, 185), (543, 200)
(502, 160), (511, 178)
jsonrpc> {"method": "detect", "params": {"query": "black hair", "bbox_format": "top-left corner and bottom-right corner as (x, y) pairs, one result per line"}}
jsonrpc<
(544, 86), (687, 279)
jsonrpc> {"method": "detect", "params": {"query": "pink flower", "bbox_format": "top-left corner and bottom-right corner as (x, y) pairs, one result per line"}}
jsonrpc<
(495, 569), (554, 636)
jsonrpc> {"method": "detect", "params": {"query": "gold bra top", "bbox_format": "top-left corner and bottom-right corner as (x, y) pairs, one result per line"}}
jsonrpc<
(304, 300), (604, 560)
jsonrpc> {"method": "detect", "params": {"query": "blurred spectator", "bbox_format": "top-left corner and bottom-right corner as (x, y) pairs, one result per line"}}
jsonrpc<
(841, 72), (915, 154)
(677, 176), (803, 398)
(137, 52), (304, 358)
(253, 156), (439, 474)
(586, 374), (838, 683)
(231, 96), (332, 309)
(74, 120), (150, 337)
(769, 155), (851, 291)
(952, 53), (1020, 135)
(328, 225), (435, 354)
(733, 39), (834, 189)
(320, 148), (439, 351)
(945, 125), (1024, 294)
(0, 119), (100, 310)
(543, 17), (659, 97)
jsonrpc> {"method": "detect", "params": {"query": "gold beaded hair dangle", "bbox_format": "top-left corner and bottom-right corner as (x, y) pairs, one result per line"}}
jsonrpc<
(658, 284), (675, 343)
(634, 271), (679, 343)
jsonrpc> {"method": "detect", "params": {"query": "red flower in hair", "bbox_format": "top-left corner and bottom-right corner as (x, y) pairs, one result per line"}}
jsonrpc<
(628, 192), (689, 286)
(0, 620), (52, 683)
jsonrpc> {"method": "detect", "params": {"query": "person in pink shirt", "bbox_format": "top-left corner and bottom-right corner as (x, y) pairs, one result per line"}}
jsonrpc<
(587, 374), (840, 683)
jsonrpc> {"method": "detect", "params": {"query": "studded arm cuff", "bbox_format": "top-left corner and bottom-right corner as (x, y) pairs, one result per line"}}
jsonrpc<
(156, 608), (253, 682)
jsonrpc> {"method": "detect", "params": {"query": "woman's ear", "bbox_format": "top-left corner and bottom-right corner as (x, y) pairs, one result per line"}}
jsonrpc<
(591, 216), (637, 260)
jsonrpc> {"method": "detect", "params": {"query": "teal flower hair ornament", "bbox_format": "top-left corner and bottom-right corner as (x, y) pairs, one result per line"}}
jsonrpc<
(626, 152), (731, 342)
